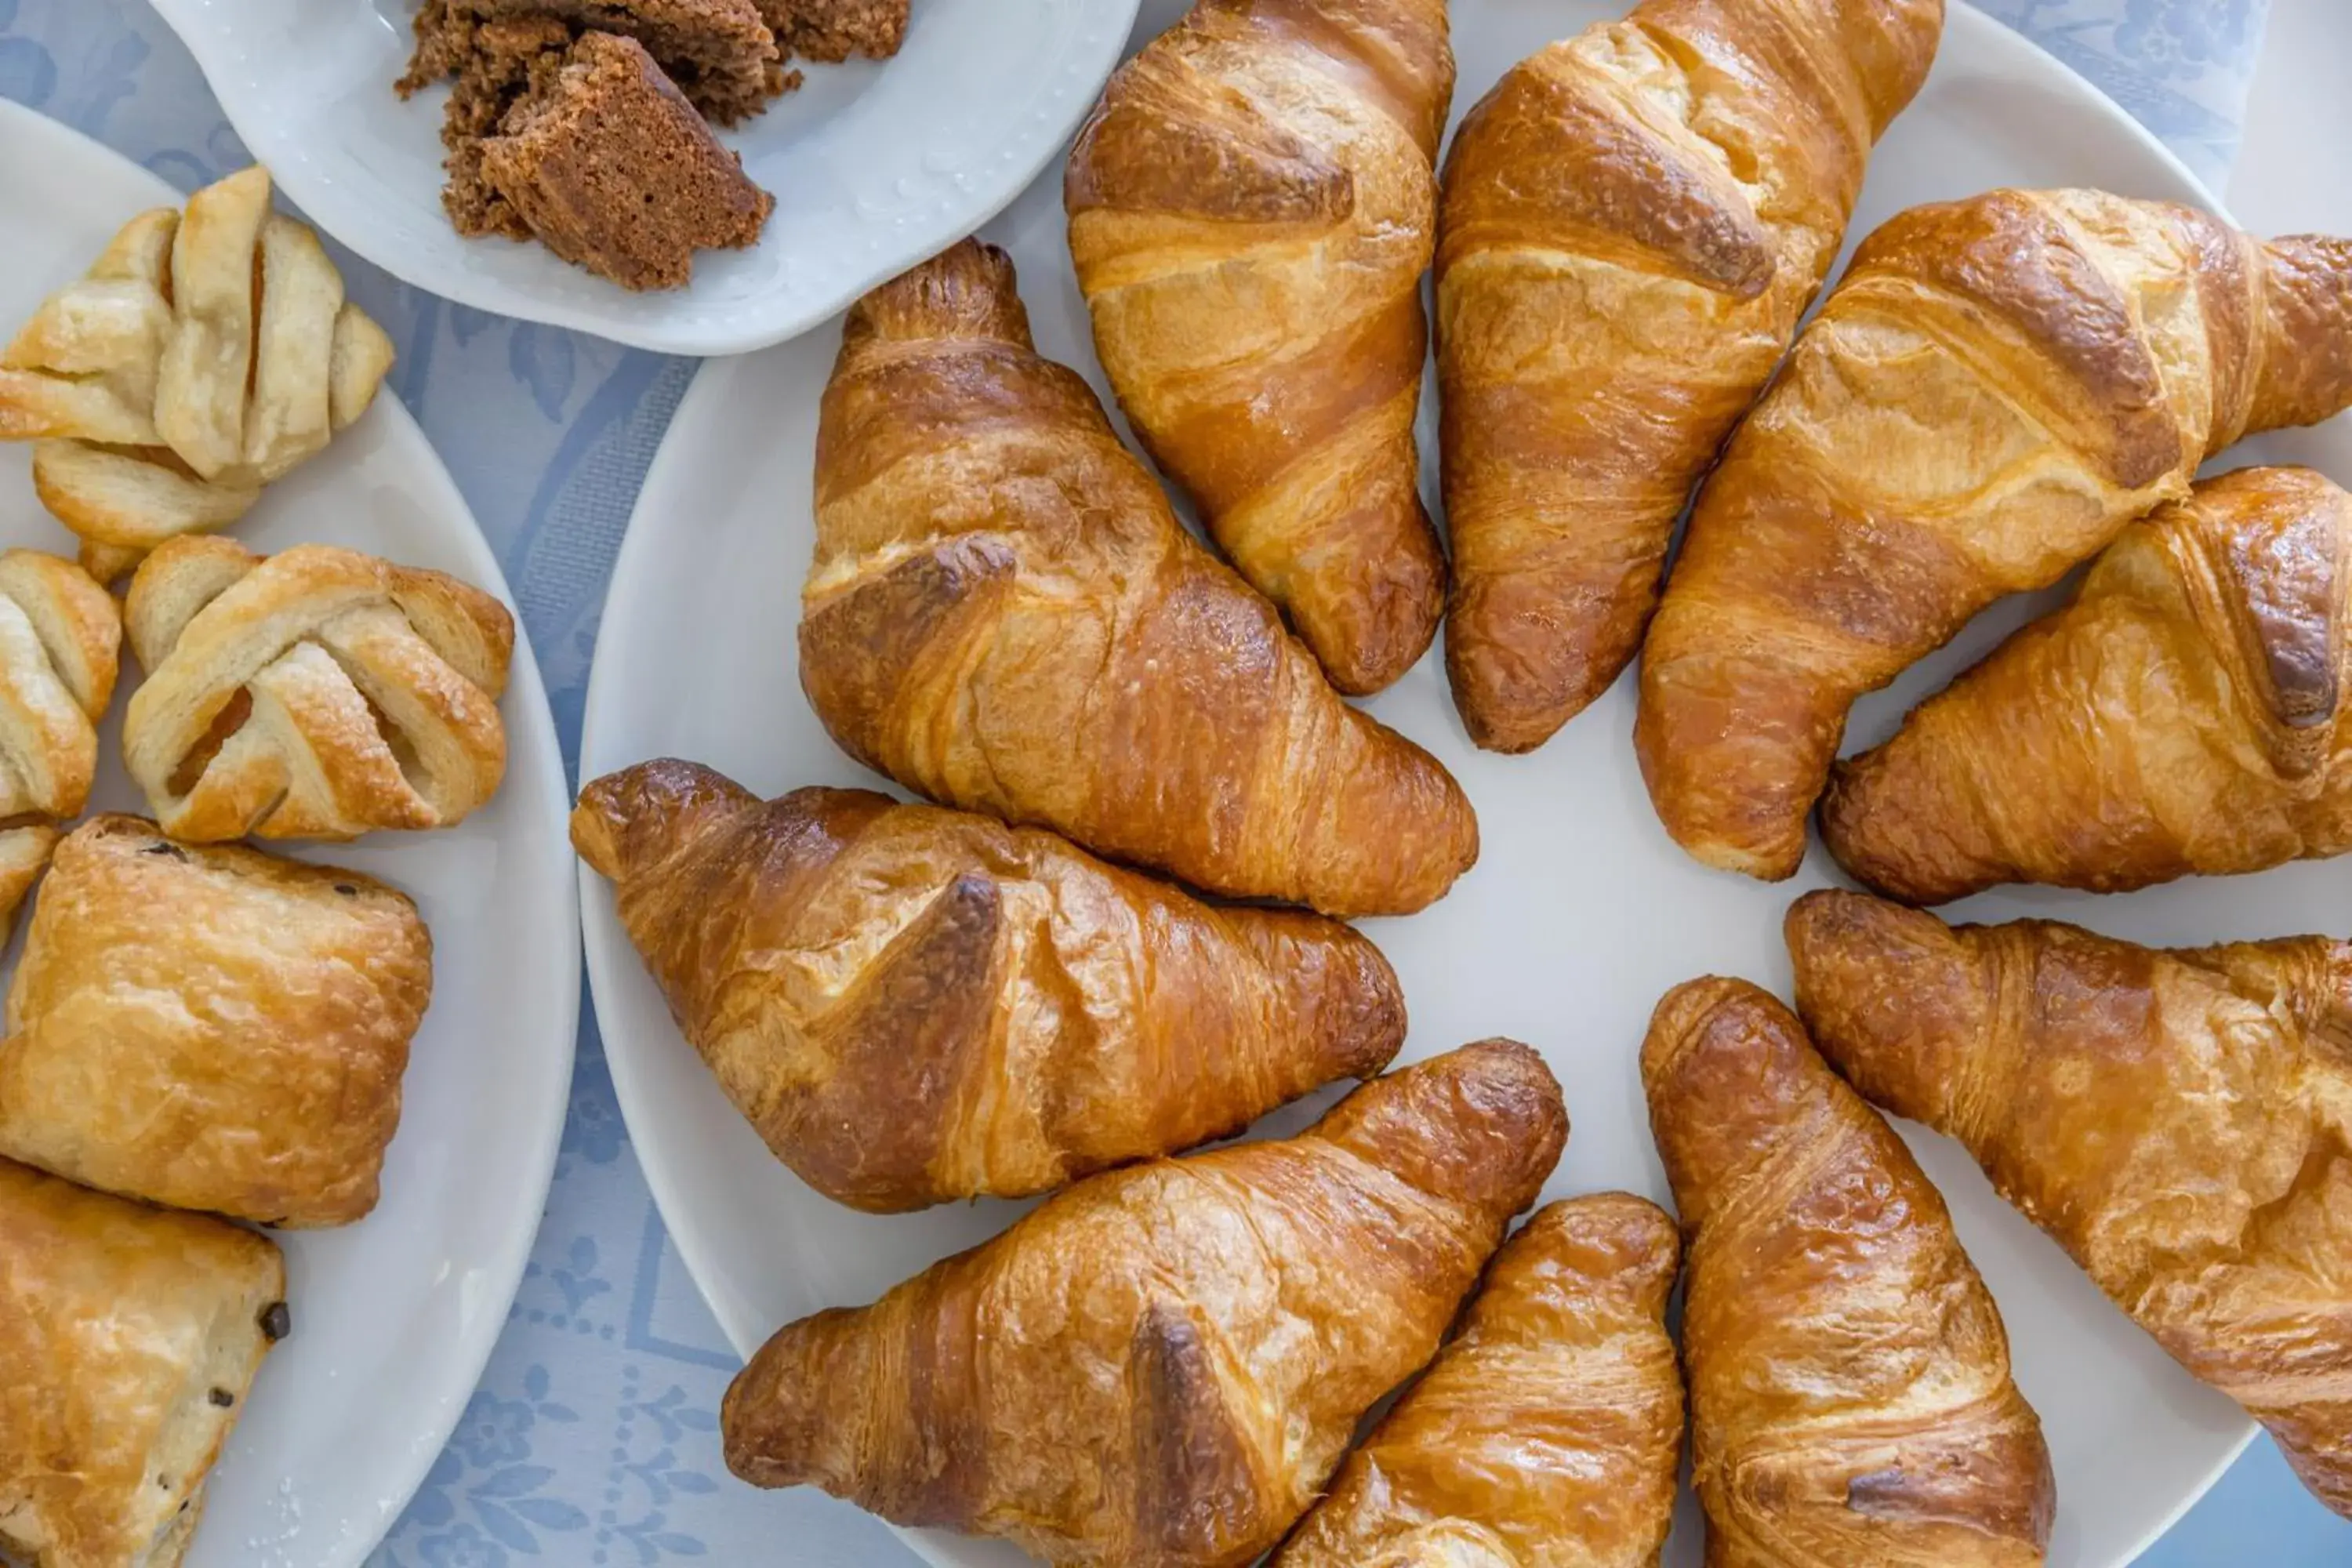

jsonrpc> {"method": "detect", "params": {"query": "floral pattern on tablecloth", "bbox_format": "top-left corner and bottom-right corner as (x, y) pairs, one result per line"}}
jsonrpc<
(2, 2), (2342, 1564)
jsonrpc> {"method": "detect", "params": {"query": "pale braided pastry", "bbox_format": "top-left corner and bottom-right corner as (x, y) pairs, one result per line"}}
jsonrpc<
(0, 549), (118, 935)
(0, 166), (394, 582)
(122, 536), (513, 840)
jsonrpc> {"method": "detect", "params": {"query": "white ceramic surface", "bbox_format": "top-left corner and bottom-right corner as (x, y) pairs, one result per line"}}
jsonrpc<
(144, 0), (1143, 356)
(0, 100), (579, 1568)
(579, 4), (2349, 1565)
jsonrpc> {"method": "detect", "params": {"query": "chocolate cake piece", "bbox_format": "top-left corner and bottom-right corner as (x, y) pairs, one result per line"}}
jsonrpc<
(477, 31), (774, 290)
(401, 0), (786, 125)
(756, 0), (909, 64)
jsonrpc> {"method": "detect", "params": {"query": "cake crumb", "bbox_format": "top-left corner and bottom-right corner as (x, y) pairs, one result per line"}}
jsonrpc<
(478, 31), (775, 291)
(757, 0), (909, 64)
(402, 0), (787, 125)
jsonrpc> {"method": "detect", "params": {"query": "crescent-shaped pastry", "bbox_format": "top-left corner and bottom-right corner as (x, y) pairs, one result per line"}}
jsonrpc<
(572, 758), (1406, 1211)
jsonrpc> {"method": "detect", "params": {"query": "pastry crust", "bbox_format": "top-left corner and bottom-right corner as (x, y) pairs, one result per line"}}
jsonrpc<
(1824, 466), (2352, 902)
(122, 535), (514, 840)
(1789, 890), (2352, 1521)
(0, 815), (434, 1227)
(802, 238), (1478, 918)
(1066, 0), (1454, 695)
(1643, 978), (2054, 1566)
(0, 1156), (285, 1568)
(1437, 0), (1943, 752)
(1268, 1192), (1682, 1568)
(721, 1040), (1567, 1568)
(1636, 190), (2352, 880)
(0, 169), (394, 582)
(0, 550), (120, 822)
(572, 759), (1406, 1211)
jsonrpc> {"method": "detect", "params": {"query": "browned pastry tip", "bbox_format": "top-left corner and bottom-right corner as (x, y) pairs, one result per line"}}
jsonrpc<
(802, 238), (1479, 917)
(1637, 190), (2352, 882)
(575, 757), (1408, 1211)
(1820, 465), (2352, 904)
(1642, 974), (2055, 1566)
(720, 1040), (1566, 1568)
(1787, 888), (2352, 1520)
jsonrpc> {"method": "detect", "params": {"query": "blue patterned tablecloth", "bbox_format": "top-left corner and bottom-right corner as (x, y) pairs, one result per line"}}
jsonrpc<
(0, 1), (2339, 1564)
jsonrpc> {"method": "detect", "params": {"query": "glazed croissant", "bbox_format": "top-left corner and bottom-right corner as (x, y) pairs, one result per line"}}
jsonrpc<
(1269, 1192), (1682, 1568)
(723, 1039), (1568, 1568)
(1637, 189), (2352, 879)
(1438, 0), (1943, 753)
(572, 758), (1406, 1212)
(1644, 977), (2054, 1566)
(1065, 0), (1453, 695)
(123, 535), (513, 840)
(1788, 890), (2352, 1521)
(802, 238), (1478, 917)
(0, 167), (394, 582)
(1825, 466), (2352, 902)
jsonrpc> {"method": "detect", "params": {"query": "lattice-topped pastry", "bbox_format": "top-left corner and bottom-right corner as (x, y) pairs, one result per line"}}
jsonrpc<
(123, 536), (514, 841)
(0, 166), (396, 581)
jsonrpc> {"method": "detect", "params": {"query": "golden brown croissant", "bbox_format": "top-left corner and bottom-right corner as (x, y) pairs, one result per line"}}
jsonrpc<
(801, 238), (1478, 918)
(0, 815), (434, 1228)
(1824, 466), (2352, 902)
(0, 1157), (287, 1568)
(1065, 0), (1453, 695)
(572, 757), (1406, 1212)
(1637, 189), (2352, 880)
(1268, 1192), (1682, 1568)
(722, 1039), (1567, 1568)
(1788, 889), (2352, 1521)
(122, 535), (513, 840)
(0, 167), (395, 583)
(1643, 977), (2054, 1567)
(1438, 0), (1943, 753)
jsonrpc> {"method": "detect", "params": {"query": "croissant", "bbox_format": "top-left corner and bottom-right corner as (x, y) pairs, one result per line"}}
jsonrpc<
(1065, 0), (1452, 695)
(0, 167), (395, 583)
(723, 1039), (1567, 1568)
(122, 535), (513, 840)
(1636, 189), (2352, 879)
(1824, 466), (2352, 902)
(801, 238), (1478, 917)
(1437, 0), (1943, 753)
(1643, 977), (2054, 1566)
(1788, 889), (2352, 1520)
(1268, 1192), (1682, 1568)
(0, 1156), (287, 1568)
(572, 758), (1406, 1212)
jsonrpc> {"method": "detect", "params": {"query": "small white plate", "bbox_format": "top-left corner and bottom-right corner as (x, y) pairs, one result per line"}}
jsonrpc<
(579, 4), (2349, 1565)
(146, 0), (1142, 356)
(0, 100), (579, 1568)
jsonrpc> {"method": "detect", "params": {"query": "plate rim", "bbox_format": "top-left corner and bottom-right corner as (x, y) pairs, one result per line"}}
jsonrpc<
(575, 2), (2266, 1562)
(145, 0), (1145, 357)
(0, 94), (583, 1568)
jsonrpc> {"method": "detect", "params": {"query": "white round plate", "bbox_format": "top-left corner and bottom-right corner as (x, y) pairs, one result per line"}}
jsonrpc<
(0, 100), (579, 1568)
(580, 4), (2347, 1564)
(145, 0), (1142, 356)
